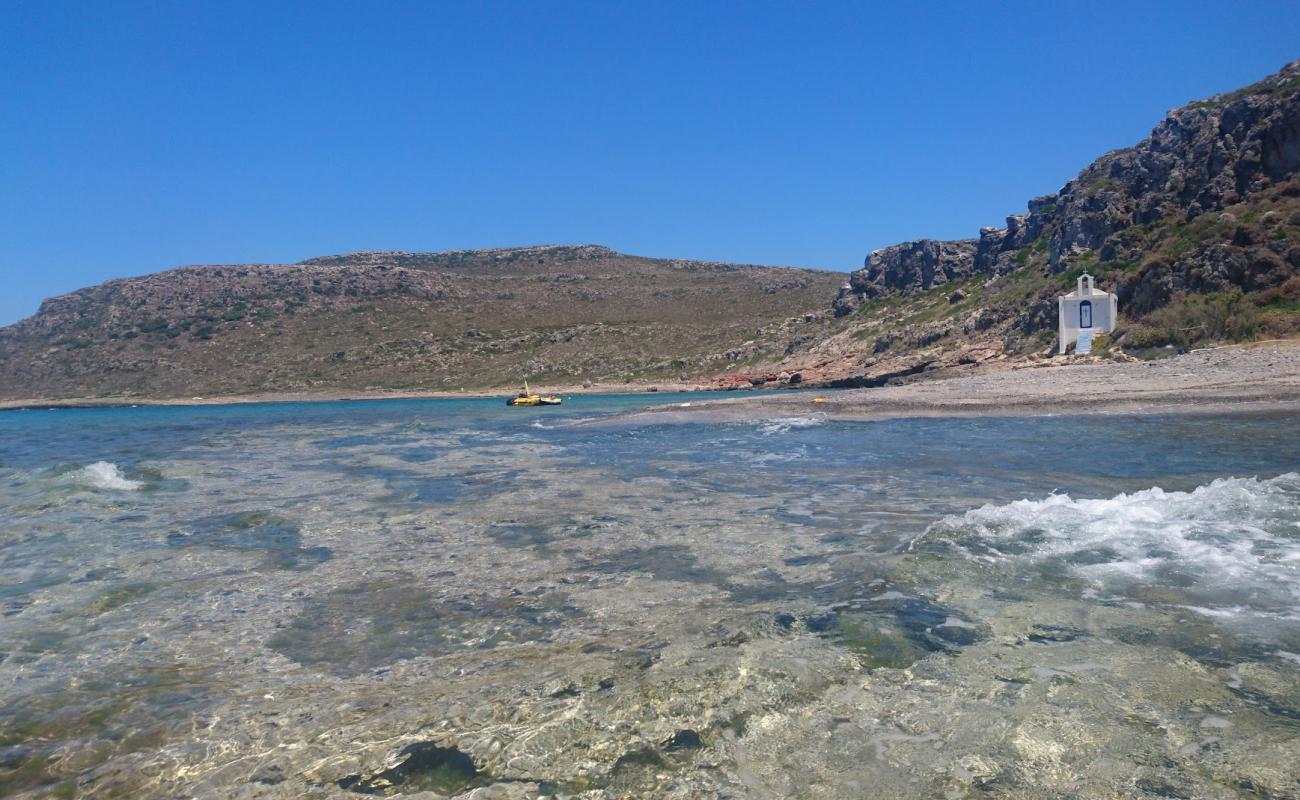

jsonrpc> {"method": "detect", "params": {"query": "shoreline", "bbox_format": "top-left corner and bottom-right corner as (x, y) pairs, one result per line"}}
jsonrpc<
(628, 340), (1300, 423)
(0, 380), (718, 411)
(4, 340), (1299, 419)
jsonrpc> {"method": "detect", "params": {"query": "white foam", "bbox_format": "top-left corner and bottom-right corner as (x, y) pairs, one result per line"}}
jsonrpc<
(870, 591), (912, 602)
(756, 416), (826, 436)
(924, 473), (1300, 626)
(79, 461), (142, 491)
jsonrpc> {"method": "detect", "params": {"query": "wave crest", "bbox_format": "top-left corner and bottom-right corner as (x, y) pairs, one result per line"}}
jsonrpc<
(923, 473), (1300, 623)
(79, 461), (143, 491)
(756, 416), (826, 436)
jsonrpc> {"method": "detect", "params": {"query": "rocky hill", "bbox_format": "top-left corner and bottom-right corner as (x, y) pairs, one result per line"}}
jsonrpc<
(0, 246), (844, 401)
(7, 63), (1300, 401)
(765, 60), (1300, 386)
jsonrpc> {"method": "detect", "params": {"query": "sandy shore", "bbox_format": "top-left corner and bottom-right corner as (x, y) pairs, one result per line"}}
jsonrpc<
(0, 380), (702, 410)
(5, 340), (1299, 417)
(633, 340), (1300, 422)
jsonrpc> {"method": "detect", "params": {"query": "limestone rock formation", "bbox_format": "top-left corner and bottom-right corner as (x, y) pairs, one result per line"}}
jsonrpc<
(834, 60), (1300, 321)
(847, 239), (979, 301)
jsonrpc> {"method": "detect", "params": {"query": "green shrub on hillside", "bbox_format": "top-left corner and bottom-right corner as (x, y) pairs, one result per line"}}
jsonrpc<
(220, 304), (248, 322)
(1253, 276), (1300, 309)
(1133, 290), (1260, 347)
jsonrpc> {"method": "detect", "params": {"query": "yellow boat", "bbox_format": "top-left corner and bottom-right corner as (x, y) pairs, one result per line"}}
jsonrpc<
(506, 381), (562, 407)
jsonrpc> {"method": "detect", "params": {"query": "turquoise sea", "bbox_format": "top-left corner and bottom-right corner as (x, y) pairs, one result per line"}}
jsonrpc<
(1, 396), (1298, 798)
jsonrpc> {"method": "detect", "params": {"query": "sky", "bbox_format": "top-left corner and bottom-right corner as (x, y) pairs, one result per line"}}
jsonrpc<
(2, 1), (1299, 325)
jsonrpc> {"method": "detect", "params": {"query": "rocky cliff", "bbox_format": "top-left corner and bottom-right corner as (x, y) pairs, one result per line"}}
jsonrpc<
(772, 60), (1298, 389)
(0, 246), (844, 401)
(834, 60), (1300, 326)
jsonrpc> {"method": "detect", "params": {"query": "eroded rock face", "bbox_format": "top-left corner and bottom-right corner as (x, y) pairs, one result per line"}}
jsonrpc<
(835, 60), (1300, 315)
(836, 239), (979, 311)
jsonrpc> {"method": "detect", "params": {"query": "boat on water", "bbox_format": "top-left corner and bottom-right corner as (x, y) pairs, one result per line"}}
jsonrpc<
(506, 381), (562, 407)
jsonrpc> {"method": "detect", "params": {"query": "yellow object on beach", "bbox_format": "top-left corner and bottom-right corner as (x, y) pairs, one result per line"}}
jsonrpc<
(506, 380), (562, 407)
(813, 397), (827, 404)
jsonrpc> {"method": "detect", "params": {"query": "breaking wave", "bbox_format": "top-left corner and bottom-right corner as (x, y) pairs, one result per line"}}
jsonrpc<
(755, 415), (827, 436)
(922, 473), (1300, 624)
(78, 461), (142, 491)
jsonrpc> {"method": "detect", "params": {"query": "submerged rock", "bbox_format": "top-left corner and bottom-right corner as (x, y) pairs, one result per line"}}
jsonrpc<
(338, 741), (480, 796)
(166, 511), (331, 570)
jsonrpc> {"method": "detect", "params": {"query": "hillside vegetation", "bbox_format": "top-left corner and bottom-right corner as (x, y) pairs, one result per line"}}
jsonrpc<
(750, 59), (1300, 386)
(0, 246), (843, 400)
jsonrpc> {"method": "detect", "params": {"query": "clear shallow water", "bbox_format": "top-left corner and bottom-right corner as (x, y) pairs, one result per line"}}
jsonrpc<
(1, 397), (1298, 798)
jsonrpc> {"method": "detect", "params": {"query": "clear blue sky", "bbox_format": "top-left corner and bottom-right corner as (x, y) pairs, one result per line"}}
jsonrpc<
(2, 1), (1298, 325)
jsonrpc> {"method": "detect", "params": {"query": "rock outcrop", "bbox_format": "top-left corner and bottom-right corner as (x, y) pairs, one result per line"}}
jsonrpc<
(834, 60), (1300, 320)
(833, 239), (978, 315)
